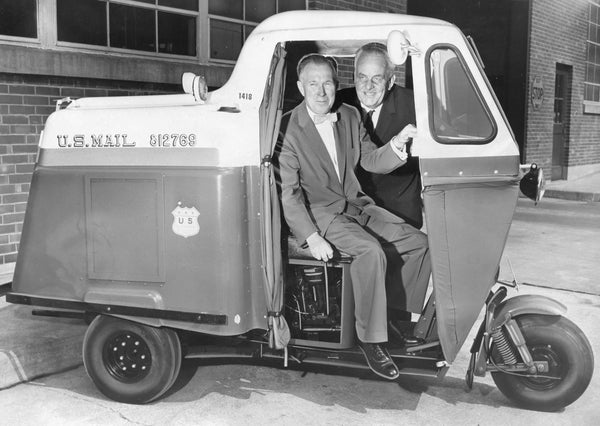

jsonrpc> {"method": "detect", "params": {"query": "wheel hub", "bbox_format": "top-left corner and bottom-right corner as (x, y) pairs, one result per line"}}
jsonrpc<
(522, 344), (564, 389)
(103, 331), (152, 382)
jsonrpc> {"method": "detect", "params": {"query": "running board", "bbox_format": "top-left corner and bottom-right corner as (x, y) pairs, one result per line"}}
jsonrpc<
(183, 341), (448, 379)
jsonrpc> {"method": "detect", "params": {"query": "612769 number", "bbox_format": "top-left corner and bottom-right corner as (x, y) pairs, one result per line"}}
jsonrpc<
(149, 133), (196, 147)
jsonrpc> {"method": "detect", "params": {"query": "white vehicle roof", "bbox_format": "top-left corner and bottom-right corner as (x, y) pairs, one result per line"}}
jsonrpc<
(254, 10), (451, 34)
(39, 11), (518, 168)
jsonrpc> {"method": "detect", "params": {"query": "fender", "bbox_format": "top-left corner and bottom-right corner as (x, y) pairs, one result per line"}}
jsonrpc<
(490, 294), (567, 329)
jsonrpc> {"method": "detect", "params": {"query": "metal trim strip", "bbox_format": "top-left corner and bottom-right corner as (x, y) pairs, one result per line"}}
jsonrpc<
(421, 155), (520, 179)
(37, 147), (220, 167)
(6, 293), (228, 326)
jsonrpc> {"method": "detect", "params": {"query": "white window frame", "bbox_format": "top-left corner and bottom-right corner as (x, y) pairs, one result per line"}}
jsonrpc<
(584, 0), (600, 114)
(207, 0), (307, 64)
(0, 0), (41, 45)
(0, 0), (306, 67)
(53, 0), (201, 61)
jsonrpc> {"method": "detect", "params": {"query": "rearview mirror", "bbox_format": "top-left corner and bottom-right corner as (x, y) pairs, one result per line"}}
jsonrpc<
(520, 163), (545, 204)
(387, 30), (421, 65)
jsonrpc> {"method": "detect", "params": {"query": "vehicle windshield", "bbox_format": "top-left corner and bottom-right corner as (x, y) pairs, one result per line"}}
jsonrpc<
(428, 47), (495, 143)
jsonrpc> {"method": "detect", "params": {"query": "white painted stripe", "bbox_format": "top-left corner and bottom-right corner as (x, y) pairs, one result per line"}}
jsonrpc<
(8, 350), (28, 382)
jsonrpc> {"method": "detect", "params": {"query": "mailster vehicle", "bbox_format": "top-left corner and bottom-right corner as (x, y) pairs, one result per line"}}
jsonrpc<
(7, 11), (593, 409)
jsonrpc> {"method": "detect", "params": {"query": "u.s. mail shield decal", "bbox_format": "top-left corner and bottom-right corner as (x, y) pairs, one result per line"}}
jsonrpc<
(171, 203), (200, 238)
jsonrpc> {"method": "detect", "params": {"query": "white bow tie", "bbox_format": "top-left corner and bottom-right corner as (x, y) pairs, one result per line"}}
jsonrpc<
(313, 112), (338, 125)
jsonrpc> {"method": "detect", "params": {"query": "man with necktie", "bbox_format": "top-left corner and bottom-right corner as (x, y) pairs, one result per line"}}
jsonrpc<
(338, 42), (423, 230)
(277, 54), (430, 380)
(339, 42), (425, 328)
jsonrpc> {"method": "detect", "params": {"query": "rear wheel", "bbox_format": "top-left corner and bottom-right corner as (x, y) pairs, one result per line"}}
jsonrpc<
(491, 314), (593, 411)
(83, 315), (181, 404)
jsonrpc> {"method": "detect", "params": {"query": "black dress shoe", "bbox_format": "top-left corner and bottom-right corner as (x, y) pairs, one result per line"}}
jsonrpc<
(357, 341), (400, 380)
(388, 320), (425, 346)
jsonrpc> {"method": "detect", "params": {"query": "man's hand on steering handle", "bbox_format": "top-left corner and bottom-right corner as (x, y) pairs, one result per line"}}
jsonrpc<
(391, 124), (417, 150)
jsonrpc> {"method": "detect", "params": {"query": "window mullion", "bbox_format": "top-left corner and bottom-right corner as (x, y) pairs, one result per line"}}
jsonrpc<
(242, 0), (247, 39)
(155, 9), (159, 53)
(106, 1), (111, 47)
(40, 0), (55, 47)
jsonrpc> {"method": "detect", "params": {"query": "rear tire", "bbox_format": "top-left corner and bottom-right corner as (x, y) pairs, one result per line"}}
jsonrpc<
(491, 314), (593, 412)
(83, 315), (181, 404)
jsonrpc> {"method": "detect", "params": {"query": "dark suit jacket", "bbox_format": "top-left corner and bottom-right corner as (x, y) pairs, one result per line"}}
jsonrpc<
(277, 101), (405, 244)
(338, 85), (423, 228)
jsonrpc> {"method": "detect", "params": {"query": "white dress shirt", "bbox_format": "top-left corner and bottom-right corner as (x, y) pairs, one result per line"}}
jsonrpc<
(360, 102), (407, 161)
(360, 102), (383, 128)
(306, 106), (341, 181)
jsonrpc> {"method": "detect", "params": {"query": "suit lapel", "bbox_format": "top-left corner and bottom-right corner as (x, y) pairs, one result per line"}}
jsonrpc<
(297, 103), (343, 188)
(375, 89), (397, 144)
(333, 112), (346, 187)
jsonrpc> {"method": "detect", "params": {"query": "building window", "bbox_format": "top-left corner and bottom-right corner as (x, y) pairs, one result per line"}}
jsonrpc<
(57, 0), (197, 57)
(585, 1), (600, 106)
(110, 3), (156, 52)
(57, 0), (107, 47)
(209, 0), (306, 61)
(0, 0), (37, 39)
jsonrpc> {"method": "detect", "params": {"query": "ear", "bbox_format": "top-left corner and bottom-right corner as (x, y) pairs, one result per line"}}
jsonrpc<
(387, 74), (396, 90)
(297, 80), (305, 97)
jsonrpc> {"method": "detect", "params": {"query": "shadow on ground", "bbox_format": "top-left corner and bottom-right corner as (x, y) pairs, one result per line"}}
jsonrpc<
(154, 358), (510, 412)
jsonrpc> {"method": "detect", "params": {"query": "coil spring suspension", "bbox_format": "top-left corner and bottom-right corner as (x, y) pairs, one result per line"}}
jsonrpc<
(491, 327), (517, 365)
(302, 266), (325, 285)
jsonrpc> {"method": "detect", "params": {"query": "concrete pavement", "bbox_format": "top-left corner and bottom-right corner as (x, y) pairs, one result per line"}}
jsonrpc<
(0, 171), (598, 393)
(0, 298), (86, 389)
(1, 279), (598, 424)
(544, 170), (600, 202)
(0, 264), (87, 390)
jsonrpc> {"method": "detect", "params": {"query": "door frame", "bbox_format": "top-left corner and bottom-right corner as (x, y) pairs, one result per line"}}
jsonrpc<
(552, 64), (572, 180)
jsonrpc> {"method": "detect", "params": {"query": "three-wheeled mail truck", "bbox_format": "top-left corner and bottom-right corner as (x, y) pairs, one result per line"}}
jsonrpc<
(7, 11), (593, 409)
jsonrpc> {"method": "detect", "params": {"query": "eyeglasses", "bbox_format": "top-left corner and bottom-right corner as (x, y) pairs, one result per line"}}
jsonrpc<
(356, 74), (388, 86)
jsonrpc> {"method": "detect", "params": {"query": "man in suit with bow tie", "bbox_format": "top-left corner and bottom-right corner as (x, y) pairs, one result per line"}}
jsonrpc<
(277, 54), (430, 380)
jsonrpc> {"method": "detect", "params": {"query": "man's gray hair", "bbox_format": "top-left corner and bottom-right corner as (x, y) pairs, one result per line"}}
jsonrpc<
(354, 42), (395, 77)
(297, 53), (339, 84)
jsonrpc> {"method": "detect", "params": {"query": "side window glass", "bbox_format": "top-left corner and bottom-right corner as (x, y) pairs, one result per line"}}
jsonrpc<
(428, 47), (495, 143)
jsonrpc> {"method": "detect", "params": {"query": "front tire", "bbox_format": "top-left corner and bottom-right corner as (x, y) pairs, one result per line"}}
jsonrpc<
(491, 314), (593, 411)
(83, 315), (182, 404)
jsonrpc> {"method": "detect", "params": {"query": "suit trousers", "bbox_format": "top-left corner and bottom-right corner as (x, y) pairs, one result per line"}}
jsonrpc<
(324, 212), (430, 343)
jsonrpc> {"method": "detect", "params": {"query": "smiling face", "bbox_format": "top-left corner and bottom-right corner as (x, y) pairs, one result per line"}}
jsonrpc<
(354, 52), (395, 110)
(297, 62), (337, 115)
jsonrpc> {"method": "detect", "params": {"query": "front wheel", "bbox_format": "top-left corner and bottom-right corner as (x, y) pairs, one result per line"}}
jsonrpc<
(83, 315), (182, 404)
(491, 314), (594, 412)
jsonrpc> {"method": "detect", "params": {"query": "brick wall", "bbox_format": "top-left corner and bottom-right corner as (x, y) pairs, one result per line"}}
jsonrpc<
(310, 1), (408, 87)
(527, 0), (600, 177)
(0, 73), (177, 264)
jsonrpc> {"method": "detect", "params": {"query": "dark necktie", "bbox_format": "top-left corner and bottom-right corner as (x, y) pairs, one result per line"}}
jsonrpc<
(363, 109), (375, 136)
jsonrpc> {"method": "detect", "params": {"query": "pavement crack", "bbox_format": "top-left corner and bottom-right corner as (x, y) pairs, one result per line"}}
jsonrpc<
(113, 410), (149, 426)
